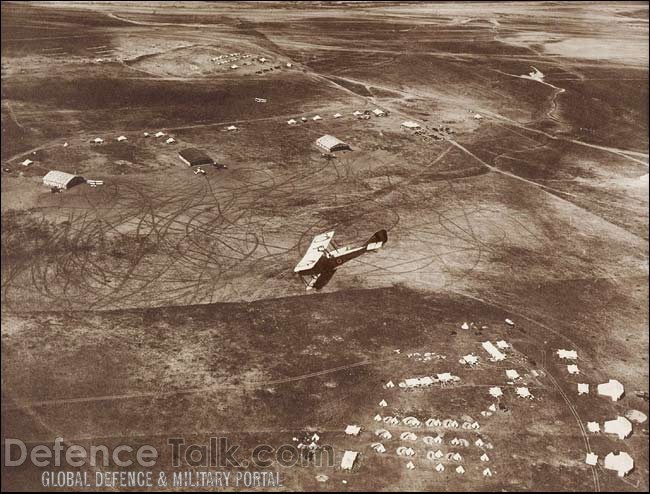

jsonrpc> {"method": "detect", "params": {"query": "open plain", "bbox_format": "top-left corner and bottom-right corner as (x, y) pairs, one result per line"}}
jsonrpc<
(1, 1), (648, 491)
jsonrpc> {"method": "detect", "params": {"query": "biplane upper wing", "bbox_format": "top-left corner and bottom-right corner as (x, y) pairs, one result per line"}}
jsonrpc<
(293, 231), (334, 273)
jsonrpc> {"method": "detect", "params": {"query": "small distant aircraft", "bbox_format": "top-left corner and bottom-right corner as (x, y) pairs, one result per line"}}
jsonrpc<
(194, 167), (206, 175)
(294, 229), (387, 290)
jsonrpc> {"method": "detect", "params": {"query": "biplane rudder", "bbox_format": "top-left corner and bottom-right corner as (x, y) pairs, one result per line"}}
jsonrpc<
(365, 229), (388, 250)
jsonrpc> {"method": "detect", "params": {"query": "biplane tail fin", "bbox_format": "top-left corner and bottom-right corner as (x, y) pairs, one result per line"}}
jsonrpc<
(365, 229), (388, 251)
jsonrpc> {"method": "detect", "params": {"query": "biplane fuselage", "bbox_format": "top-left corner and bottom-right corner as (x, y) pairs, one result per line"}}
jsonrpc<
(294, 230), (387, 289)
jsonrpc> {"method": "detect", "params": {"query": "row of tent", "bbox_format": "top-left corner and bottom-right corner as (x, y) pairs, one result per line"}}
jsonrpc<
(287, 109), (388, 126)
(374, 414), (481, 430)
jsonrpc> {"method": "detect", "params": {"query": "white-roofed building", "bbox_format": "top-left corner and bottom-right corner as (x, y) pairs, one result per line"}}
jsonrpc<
(604, 452), (634, 477)
(316, 135), (350, 153)
(604, 416), (632, 440)
(401, 120), (421, 129)
(340, 450), (358, 470)
(43, 170), (85, 190)
(598, 379), (625, 401)
(482, 341), (506, 361)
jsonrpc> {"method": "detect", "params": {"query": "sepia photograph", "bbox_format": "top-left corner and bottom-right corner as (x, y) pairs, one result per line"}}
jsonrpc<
(1, 1), (648, 491)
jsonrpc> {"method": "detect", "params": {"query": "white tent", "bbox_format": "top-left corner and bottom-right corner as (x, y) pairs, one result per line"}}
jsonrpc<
(333, 113), (342, 118)
(405, 377), (434, 388)
(372, 108), (385, 117)
(385, 380), (395, 388)
(143, 132), (150, 137)
(352, 111), (363, 116)
(21, 159), (33, 166)
(426, 418), (442, 427)
(422, 436), (435, 445)
(406, 461), (416, 470)
(475, 438), (485, 447)
(435, 463), (445, 472)
(516, 387), (533, 399)
(488, 403), (497, 412)
(374, 414), (382, 422)
(474, 113), (483, 120)
(460, 354), (479, 366)
(480, 453), (490, 462)
(371, 443), (386, 453)
(287, 119), (297, 125)
(455, 465), (465, 474)
(227, 125), (238, 131)
(433, 435), (443, 444)
(604, 452), (634, 477)
(375, 429), (392, 440)
(345, 425), (361, 436)
(483, 468), (493, 477)
(586, 421), (600, 433)
(165, 137), (175, 144)
(604, 416), (632, 440)
(461, 322), (469, 330)
(403, 416), (421, 427)
(379, 399), (387, 407)
(597, 379), (625, 401)
(496, 340), (509, 350)
(437, 373), (459, 384)
(557, 349), (578, 360)
(505, 369), (520, 380)
(451, 453), (462, 462)
(482, 341), (506, 362)
(340, 450), (358, 470)
(578, 383), (589, 395)
(312, 115), (322, 121)
(585, 452), (598, 466)
(489, 387), (503, 398)
(116, 135), (127, 142)
(92, 137), (104, 144)
(400, 431), (417, 441)
(154, 131), (165, 138)
(505, 318), (515, 326)
(567, 364), (580, 374)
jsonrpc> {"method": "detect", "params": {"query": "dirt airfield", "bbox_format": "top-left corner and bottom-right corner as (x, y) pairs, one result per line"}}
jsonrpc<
(1, 1), (648, 492)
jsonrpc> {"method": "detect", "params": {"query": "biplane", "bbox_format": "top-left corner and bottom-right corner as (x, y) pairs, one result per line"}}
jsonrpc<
(294, 229), (387, 290)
